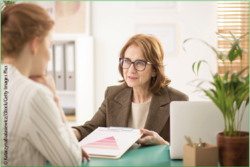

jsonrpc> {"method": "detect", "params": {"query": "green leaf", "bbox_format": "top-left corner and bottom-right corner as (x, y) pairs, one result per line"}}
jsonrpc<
(183, 38), (220, 59)
(229, 31), (238, 42)
(239, 32), (249, 40)
(182, 38), (191, 53)
(192, 89), (203, 94)
(192, 62), (196, 76)
(197, 61), (204, 76)
(231, 71), (237, 82)
(210, 89), (218, 98)
(246, 96), (249, 108)
(203, 89), (222, 110)
(227, 32), (245, 61)
(235, 86), (248, 98)
(192, 60), (211, 76)
(214, 73), (223, 90)
(223, 81), (230, 93)
(196, 60), (208, 76)
(238, 49), (243, 60)
(236, 66), (249, 78)
(196, 81), (206, 87)
(235, 82), (248, 94)
(216, 32), (233, 45)
(213, 73), (219, 81)
(236, 91), (249, 109)
(223, 69), (231, 81)
(222, 52), (228, 61)
(228, 46), (239, 62)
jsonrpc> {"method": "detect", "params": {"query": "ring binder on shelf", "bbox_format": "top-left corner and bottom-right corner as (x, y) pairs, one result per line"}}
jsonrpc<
(54, 44), (65, 90)
(65, 43), (75, 91)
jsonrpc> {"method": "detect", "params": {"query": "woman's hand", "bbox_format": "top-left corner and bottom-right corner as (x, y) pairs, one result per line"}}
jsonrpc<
(29, 74), (67, 123)
(29, 74), (56, 96)
(137, 129), (169, 145)
(73, 128), (82, 141)
(81, 147), (90, 162)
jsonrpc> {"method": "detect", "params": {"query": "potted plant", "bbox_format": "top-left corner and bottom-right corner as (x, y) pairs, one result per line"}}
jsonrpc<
(183, 31), (249, 166)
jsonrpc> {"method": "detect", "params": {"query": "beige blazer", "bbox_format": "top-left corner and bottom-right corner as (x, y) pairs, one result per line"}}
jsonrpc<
(74, 85), (189, 142)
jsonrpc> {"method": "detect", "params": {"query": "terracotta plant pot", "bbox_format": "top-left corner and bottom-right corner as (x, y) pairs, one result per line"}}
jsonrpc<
(217, 131), (249, 166)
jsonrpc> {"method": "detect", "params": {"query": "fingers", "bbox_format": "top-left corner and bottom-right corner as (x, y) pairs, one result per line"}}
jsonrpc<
(138, 129), (155, 145)
(29, 75), (46, 83)
(29, 74), (51, 81)
(137, 136), (152, 145)
(72, 128), (82, 141)
(29, 74), (46, 79)
(29, 76), (41, 81)
(29, 74), (56, 94)
(140, 129), (154, 136)
(138, 129), (169, 145)
(81, 147), (90, 161)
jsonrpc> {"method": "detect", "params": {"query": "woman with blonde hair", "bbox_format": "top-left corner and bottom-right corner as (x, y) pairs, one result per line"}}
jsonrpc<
(1, 3), (89, 166)
(73, 34), (188, 145)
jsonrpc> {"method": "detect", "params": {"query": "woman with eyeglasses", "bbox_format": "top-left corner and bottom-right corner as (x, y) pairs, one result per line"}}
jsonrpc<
(73, 34), (188, 145)
(1, 3), (89, 166)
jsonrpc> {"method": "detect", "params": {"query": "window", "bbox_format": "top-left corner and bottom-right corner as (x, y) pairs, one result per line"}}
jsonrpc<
(217, 1), (249, 76)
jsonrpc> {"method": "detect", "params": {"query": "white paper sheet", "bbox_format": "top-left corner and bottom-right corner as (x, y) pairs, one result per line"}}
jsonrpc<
(79, 127), (142, 157)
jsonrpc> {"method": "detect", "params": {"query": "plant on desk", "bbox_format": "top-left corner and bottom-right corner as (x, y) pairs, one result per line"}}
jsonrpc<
(183, 31), (249, 166)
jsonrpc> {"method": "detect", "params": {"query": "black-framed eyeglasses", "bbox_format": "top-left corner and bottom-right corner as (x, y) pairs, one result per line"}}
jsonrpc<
(119, 58), (151, 71)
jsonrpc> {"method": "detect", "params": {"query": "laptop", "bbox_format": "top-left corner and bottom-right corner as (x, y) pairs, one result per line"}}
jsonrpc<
(169, 101), (249, 159)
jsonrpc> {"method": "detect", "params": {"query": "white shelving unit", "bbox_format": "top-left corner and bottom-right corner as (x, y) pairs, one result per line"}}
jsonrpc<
(53, 34), (94, 127)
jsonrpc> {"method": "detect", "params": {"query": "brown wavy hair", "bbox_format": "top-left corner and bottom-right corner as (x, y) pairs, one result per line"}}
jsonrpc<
(119, 34), (171, 94)
(1, 3), (54, 58)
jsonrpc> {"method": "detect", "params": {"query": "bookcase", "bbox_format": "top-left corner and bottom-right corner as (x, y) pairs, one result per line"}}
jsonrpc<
(52, 34), (94, 127)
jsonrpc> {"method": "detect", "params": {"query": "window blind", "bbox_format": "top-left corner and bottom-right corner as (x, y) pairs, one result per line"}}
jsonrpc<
(217, 1), (249, 76)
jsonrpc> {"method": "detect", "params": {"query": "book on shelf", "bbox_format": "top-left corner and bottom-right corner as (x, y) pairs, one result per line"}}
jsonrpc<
(62, 108), (76, 121)
(66, 115), (76, 122)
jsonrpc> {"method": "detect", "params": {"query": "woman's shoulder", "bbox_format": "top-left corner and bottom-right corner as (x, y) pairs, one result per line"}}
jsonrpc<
(162, 86), (189, 101)
(107, 84), (127, 92)
(2, 64), (53, 98)
(104, 85), (130, 98)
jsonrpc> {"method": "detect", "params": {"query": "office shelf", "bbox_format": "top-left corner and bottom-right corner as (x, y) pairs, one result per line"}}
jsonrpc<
(53, 34), (94, 126)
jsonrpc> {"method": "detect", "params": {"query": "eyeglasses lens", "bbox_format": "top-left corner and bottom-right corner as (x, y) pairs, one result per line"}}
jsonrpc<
(120, 58), (146, 71)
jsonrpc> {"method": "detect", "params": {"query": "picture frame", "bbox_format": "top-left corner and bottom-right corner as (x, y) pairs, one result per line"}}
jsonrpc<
(134, 1), (180, 13)
(32, 1), (90, 35)
(135, 24), (179, 56)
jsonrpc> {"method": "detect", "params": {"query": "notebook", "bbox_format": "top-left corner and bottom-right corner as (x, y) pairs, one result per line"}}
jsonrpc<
(79, 127), (143, 159)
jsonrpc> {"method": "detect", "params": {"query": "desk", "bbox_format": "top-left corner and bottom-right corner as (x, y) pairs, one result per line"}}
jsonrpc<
(46, 145), (182, 166)
(82, 145), (182, 166)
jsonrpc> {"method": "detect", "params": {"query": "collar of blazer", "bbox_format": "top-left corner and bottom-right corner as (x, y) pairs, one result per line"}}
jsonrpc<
(109, 86), (171, 134)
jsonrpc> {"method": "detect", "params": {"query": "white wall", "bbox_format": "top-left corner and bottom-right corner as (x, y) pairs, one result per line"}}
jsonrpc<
(91, 1), (218, 112)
